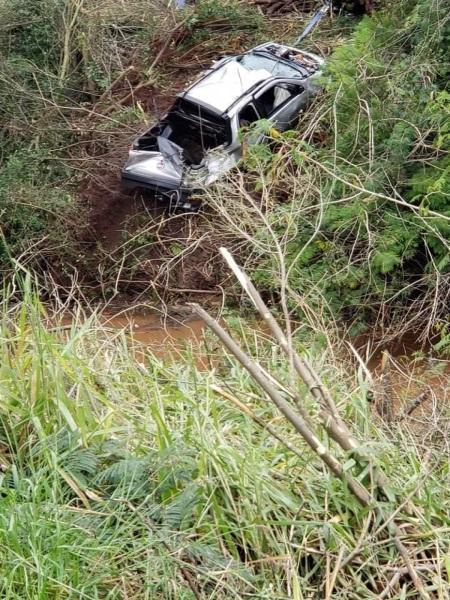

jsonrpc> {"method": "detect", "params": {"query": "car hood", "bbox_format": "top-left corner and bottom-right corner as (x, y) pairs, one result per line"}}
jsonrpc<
(122, 137), (184, 189)
(123, 137), (238, 192)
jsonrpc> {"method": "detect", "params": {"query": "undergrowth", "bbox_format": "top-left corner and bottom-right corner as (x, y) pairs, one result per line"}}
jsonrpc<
(1, 0), (448, 340)
(205, 0), (449, 338)
(0, 280), (448, 598)
(0, 2), (448, 597)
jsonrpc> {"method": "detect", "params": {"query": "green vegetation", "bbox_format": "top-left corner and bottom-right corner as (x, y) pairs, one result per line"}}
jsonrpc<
(0, 284), (448, 598)
(0, 2), (449, 596)
(0, 0), (265, 279)
(210, 0), (449, 336)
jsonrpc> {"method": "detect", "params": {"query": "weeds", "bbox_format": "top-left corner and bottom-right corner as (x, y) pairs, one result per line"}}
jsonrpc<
(0, 278), (448, 598)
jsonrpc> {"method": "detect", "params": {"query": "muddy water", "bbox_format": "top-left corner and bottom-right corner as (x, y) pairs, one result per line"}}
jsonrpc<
(53, 309), (211, 367)
(89, 310), (443, 369)
(100, 312), (449, 422)
(100, 312), (206, 356)
(57, 309), (449, 422)
(86, 311), (214, 369)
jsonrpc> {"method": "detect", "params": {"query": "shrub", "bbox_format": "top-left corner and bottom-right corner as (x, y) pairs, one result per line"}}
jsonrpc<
(217, 0), (450, 333)
(0, 149), (74, 266)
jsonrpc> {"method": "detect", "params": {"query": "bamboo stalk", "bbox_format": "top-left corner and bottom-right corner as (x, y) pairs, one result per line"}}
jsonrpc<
(218, 247), (399, 497)
(210, 389), (430, 596)
(191, 304), (430, 599)
(211, 384), (309, 460)
(219, 247), (358, 450)
(192, 303), (371, 506)
(257, 359), (366, 459)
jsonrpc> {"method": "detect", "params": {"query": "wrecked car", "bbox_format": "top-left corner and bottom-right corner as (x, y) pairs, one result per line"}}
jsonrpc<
(121, 42), (324, 209)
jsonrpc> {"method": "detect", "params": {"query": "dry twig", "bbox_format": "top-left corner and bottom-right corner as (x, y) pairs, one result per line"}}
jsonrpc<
(191, 248), (433, 599)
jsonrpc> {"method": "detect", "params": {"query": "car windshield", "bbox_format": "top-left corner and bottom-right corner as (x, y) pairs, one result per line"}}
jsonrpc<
(237, 52), (304, 78)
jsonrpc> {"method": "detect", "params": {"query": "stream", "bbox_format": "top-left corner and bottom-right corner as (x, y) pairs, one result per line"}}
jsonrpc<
(54, 307), (449, 423)
(100, 311), (206, 356)
(101, 309), (450, 422)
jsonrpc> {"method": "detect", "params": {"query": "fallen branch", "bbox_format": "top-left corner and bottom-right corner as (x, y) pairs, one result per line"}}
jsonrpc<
(102, 18), (190, 115)
(87, 66), (136, 119)
(398, 386), (431, 421)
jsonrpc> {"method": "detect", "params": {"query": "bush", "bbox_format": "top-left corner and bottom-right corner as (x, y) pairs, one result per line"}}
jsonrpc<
(0, 149), (75, 267)
(0, 0), (64, 68)
(217, 0), (449, 333)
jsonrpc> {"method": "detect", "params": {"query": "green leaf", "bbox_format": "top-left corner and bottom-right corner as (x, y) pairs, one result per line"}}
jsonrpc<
(444, 554), (450, 582)
(372, 251), (401, 274)
(343, 458), (356, 471)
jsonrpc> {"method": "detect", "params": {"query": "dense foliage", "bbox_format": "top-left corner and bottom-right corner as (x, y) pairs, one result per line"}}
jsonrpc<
(0, 289), (447, 598)
(0, 3), (448, 595)
(0, 0), (448, 333)
(244, 0), (449, 333)
(0, 0), (264, 275)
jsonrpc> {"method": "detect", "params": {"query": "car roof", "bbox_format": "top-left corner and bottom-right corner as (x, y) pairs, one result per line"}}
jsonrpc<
(181, 60), (272, 114)
(179, 43), (323, 116)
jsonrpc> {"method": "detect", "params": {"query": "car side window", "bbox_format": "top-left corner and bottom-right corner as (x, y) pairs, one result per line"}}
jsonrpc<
(255, 83), (304, 117)
(238, 103), (260, 128)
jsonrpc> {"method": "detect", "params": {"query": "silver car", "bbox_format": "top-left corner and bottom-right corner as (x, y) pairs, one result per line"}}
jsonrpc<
(122, 42), (324, 209)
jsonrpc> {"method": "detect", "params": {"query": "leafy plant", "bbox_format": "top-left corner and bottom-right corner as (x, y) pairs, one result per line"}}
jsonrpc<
(0, 286), (447, 597)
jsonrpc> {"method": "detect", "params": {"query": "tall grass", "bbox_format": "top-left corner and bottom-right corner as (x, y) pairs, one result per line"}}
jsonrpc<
(0, 280), (448, 598)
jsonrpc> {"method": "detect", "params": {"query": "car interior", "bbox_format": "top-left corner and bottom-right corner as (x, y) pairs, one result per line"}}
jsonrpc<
(136, 100), (231, 166)
(255, 83), (304, 117)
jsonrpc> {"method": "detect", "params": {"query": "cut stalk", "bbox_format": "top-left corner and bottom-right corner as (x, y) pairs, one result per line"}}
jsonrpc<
(192, 303), (430, 600)
(220, 247), (358, 450)
(193, 303), (371, 506)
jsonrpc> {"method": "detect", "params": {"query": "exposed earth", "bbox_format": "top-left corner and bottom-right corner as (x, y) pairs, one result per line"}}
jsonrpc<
(56, 5), (343, 305)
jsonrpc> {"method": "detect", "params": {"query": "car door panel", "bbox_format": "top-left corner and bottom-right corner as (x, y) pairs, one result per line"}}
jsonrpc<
(271, 89), (309, 130)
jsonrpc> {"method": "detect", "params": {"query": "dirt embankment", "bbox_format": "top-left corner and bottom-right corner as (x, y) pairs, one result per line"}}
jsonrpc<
(65, 69), (213, 299)
(79, 77), (180, 250)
